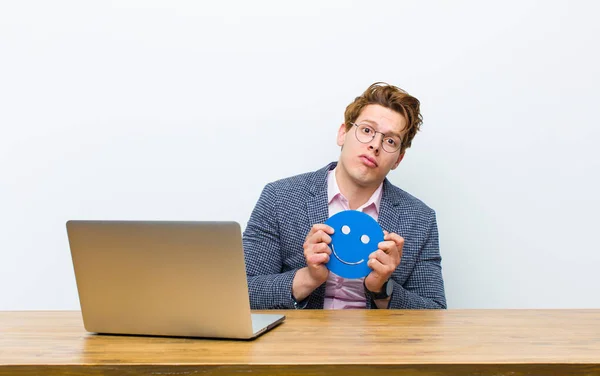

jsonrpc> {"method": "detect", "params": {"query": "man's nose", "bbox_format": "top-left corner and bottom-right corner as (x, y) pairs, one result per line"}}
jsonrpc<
(368, 134), (383, 153)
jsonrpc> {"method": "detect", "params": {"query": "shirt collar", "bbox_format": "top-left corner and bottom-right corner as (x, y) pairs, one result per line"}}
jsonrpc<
(327, 167), (383, 213)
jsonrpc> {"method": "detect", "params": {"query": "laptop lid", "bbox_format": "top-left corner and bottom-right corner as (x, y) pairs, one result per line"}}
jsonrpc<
(66, 220), (284, 340)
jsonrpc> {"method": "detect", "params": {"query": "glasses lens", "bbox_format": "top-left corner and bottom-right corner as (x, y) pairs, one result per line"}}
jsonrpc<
(382, 136), (402, 153)
(355, 124), (375, 143)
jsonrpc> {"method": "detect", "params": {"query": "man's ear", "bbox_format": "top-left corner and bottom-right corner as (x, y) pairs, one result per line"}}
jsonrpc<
(337, 123), (347, 147)
(391, 151), (405, 170)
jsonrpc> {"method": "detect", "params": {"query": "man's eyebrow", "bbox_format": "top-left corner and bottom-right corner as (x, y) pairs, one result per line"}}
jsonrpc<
(360, 119), (378, 126)
(358, 119), (403, 139)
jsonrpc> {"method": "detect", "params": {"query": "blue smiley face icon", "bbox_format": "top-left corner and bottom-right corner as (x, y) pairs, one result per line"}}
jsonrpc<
(324, 210), (384, 279)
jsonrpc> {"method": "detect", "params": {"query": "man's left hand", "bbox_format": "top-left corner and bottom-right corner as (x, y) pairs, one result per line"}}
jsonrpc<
(365, 230), (404, 293)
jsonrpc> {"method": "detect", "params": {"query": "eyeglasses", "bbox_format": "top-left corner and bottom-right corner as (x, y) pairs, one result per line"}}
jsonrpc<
(351, 122), (403, 153)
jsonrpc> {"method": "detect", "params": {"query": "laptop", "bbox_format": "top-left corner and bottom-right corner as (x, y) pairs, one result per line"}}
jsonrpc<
(66, 220), (285, 340)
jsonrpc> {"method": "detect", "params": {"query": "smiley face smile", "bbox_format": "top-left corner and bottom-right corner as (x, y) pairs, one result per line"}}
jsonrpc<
(330, 244), (365, 265)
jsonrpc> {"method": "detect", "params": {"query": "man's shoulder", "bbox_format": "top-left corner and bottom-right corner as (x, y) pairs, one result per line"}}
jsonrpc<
(268, 170), (314, 189)
(263, 163), (332, 195)
(383, 180), (435, 215)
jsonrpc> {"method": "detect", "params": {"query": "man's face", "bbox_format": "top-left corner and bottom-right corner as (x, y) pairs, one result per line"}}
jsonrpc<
(337, 104), (406, 188)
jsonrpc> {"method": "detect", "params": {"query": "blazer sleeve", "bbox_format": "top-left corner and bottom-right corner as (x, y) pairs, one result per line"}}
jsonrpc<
(243, 183), (298, 309)
(368, 209), (447, 309)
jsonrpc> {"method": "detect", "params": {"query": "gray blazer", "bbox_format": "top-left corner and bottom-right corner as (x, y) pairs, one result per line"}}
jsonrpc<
(243, 162), (446, 309)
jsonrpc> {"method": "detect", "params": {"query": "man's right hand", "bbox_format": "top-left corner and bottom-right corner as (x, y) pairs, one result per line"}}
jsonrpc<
(303, 224), (334, 283)
(292, 224), (334, 303)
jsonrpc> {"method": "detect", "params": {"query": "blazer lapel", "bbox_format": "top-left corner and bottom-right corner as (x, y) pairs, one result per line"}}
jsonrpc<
(306, 193), (329, 227)
(306, 163), (335, 226)
(378, 179), (401, 233)
(305, 162), (336, 308)
(378, 179), (413, 280)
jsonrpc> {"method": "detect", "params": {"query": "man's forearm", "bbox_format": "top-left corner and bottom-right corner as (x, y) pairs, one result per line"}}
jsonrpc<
(388, 283), (446, 309)
(292, 267), (323, 302)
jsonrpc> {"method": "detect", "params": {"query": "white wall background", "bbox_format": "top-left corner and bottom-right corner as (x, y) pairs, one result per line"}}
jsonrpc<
(1, 0), (599, 310)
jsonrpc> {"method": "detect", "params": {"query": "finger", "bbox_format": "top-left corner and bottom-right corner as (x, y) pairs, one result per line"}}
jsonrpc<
(305, 244), (331, 265)
(370, 248), (399, 268)
(377, 240), (398, 255)
(384, 232), (405, 247)
(369, 249), (393, 265)
(309, 224), (335, 236)
(368, 256), (395, 276)
(382, 246), (401, 266)
(308, 252), (329, 265)
(311, 243), (332, 255)
(384, 233), (404, 261)
(367, 258), (387, 275)
(309, 230), (332, 245)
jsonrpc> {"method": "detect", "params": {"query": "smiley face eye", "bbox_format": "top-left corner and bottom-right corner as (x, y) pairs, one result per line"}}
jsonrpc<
(361, 234), (370, 244)
(341, 225), (351, 235)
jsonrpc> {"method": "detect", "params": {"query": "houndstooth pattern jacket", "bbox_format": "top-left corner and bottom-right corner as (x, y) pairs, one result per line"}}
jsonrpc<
(243, 162), (446, 309)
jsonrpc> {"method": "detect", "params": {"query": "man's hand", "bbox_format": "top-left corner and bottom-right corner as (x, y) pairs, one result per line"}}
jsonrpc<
(303, 224), (334, 284)
(365, 230), (403, 293)
(292, 224), (334, 303)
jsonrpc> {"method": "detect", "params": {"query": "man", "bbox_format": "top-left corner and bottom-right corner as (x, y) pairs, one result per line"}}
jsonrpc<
(243, 82), (446, 309)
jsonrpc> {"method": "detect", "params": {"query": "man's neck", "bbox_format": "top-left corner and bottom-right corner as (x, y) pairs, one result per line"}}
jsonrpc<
(334, 166), (381, 210)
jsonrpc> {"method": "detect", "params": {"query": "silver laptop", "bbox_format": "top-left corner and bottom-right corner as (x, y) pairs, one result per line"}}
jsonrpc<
(66, 220), (285, 340)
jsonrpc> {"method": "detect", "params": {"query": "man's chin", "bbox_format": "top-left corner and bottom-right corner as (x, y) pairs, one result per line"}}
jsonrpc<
(349, 170), (381, 188)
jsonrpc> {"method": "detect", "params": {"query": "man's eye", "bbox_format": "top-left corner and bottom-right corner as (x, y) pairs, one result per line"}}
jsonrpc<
(385, 138), (397, 146)
(362, 127), (373, 134)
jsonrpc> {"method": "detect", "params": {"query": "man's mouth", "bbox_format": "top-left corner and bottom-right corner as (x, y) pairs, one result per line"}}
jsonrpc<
(360, 155), (378, 168)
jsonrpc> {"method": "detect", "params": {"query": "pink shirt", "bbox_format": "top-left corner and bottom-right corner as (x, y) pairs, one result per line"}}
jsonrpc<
(323, 168), (383, 309)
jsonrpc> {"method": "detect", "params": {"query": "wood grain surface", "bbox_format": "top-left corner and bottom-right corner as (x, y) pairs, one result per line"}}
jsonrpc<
(1, 309), (599, 375)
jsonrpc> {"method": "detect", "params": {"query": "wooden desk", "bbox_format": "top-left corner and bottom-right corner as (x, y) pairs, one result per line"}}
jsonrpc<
(1, 310), (599, 375)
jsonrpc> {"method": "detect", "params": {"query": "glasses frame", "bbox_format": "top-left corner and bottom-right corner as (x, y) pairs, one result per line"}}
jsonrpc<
(350, 122), (403, 153)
